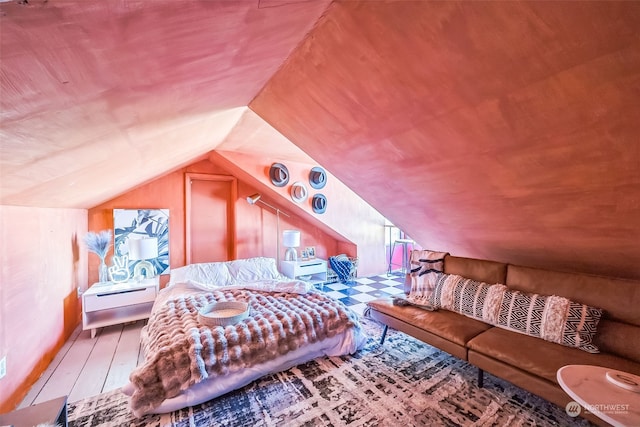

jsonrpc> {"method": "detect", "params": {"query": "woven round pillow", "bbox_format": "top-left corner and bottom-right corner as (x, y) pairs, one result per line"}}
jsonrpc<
(198, 301), (250, 327)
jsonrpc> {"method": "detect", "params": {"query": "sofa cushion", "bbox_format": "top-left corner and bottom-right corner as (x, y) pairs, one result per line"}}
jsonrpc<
(367, 298), (492, 347)
(427, 273), (506, 324)
(496, 289), (603, 353)
(467, 327), (640, 384)
(593, 319), (640, 363)
(506, 264), (640, 326)
(444, 255), (507, 285)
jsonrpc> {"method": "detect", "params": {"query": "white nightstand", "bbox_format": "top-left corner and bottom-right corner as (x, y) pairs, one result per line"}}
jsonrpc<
(82, 278), (159, 338)
(280, 259), (328, 286)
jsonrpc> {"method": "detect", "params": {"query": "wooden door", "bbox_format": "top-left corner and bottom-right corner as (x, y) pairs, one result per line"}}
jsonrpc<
(185, 174), (237, 264)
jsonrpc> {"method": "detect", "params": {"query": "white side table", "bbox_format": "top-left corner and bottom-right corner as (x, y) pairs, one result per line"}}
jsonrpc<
(82, 278), (159, 338)
(280, 259), (327, 287)
(557, 364), (640, 427)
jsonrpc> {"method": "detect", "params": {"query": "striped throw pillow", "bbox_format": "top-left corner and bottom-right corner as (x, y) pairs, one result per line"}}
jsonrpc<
(496, 290), (603, 353)
(427, 273), (506, 324)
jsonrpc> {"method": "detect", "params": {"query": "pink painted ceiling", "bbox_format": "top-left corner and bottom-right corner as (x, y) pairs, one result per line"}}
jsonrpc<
(251, 1), (640, 280)
(0, 0), (330, 207)
(1, 1), (639, 280)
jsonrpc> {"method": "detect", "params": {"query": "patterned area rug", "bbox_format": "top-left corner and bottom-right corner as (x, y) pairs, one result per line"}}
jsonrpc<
(68, 319), (592, 426)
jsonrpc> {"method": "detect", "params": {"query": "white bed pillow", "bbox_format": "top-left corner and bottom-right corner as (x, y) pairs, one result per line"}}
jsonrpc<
(169, 257), (284, 288)
(169, 262), (233, 287)
(168, 265), (191, 285)
(226, 257), (284, 283)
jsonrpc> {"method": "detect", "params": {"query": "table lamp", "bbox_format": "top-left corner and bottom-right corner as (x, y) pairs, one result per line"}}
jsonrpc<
(129, 237), (158, 280)
(282, 230), (301, 261)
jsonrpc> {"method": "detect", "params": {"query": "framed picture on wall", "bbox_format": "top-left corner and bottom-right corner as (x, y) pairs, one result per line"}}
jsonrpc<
(113, 209), (170, 276)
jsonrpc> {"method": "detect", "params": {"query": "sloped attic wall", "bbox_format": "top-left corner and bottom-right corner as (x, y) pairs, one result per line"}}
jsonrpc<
(0, 0), (330, 209)
(212, 109), (388, 276)
(252, 1), (640, 280)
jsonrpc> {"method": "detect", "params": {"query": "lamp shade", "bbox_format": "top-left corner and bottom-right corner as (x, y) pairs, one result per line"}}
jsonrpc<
(129, 237), (158, 260)
(247, 193), (261, 205)
(282, 230), (301, 248)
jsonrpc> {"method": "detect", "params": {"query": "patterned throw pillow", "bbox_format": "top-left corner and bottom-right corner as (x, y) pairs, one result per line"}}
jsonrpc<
(427, 273), (506, 324)
(496, 290), (603, 353)
(406, 250), (447, 299)
(329, 254), (356, 282)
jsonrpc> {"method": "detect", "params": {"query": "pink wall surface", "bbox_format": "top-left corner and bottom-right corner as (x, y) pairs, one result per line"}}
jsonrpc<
(0, 205), (87, 411)
(251, 1), (640, 281)
(212, 150), (386, 276)
(0, 155), (381, 410)
(88, 158), (347, 286)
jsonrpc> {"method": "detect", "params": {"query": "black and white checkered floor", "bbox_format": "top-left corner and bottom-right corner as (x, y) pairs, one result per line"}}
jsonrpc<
(320, 271), (405, 316)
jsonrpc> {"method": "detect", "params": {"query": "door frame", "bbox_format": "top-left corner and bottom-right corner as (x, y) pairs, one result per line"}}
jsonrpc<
(184, 173), (237, 265)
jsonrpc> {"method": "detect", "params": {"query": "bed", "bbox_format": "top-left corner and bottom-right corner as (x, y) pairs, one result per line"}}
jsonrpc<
(121, 257), (367, 417)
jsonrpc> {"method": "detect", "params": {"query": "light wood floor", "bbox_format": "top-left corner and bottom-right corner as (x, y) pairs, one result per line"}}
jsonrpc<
(18, 320), (146, 408)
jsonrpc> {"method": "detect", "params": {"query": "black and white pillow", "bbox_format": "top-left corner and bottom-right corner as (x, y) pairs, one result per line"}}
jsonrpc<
(496, 289), (603, 353)
(427, 273), (506, 324)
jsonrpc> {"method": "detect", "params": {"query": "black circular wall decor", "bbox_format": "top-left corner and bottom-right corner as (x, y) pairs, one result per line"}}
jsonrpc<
(269, 163), (289, 187)
(309, 166), (327, 189)
(312, 193), (327, 214)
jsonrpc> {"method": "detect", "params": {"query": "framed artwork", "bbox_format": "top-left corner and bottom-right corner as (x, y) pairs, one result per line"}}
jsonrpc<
(305, 246), (316, 259)
(113, 209), (170, 276)
(300, 249), (309, 261)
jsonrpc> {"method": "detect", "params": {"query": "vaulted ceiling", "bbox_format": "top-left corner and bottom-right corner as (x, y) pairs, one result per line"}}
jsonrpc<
(1, 1), (639, 280)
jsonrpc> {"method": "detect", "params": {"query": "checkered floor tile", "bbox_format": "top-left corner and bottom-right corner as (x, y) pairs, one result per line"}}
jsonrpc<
(320, 271), (405, 316)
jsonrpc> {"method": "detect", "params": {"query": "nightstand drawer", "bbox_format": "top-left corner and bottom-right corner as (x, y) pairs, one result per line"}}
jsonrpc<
(280, 259), (328, 286)
(296, 261), (326, 275)
(83, 285), (156, 312)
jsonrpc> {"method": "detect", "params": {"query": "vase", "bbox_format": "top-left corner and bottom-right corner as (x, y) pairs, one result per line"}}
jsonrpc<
(99, 258), (109, 283)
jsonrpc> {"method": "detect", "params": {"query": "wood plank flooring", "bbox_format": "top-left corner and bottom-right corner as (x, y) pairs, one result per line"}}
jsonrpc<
(18, 320), (146, 408)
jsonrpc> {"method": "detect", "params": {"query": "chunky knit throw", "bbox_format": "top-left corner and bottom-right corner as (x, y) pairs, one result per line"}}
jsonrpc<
(128, 288), (359, 417)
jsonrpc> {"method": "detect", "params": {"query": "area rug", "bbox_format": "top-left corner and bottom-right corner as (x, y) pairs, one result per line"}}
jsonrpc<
(68, 318), (592, 426)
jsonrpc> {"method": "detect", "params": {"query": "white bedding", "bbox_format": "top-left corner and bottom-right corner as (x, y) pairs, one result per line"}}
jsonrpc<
(121, 257), (367, 415)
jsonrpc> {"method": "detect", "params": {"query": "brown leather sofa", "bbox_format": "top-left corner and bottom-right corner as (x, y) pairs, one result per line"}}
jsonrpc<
(366, 255), (640, 426)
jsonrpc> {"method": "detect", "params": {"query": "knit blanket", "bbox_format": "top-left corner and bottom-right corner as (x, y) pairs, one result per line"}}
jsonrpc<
(128, 287), (360, 417)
